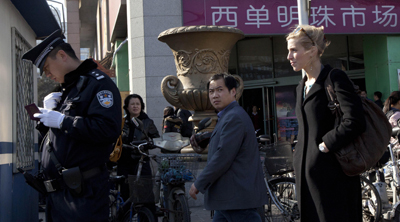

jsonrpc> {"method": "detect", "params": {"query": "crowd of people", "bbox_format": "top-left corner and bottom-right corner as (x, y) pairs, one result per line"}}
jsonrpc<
(22, 23), (399, 222)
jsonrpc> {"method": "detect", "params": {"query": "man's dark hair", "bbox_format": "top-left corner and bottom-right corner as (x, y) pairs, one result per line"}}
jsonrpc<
(207, 73), (237, 91)
(123, 94), (145, 119)
(374, 91), (382, 99)
(48, 43), (79, 61)
(163, 106), (174, 118)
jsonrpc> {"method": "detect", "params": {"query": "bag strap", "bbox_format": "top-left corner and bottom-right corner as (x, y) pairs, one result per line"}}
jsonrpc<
(324, 68), (342, 116)
(46, 140), (65, 174)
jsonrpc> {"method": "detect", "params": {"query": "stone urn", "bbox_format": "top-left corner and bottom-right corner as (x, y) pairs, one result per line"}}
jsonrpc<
(158, 25), (244, 152)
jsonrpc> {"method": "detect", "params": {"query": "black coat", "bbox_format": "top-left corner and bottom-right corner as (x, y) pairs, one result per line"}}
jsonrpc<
(294, 65), (366, 222)
(118, 112), (160, 200)
(118, 111), (159, 171)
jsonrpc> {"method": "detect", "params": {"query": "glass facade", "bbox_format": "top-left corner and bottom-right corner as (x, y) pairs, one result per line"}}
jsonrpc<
(232, 34), (365, 141)
(237, 37), (273, 81)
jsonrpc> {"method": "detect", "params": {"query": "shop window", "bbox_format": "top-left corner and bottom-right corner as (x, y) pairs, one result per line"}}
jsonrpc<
(237, 37), (273, 81)
(320, 35), (348, 70)
(275, 85), (298, 144)
(348, 35), (365, 70)
(230, 34), (365, 81)
(228, 44), (238, 74)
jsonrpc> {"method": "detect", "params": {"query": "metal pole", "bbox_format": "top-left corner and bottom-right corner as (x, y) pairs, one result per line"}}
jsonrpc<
(297, 0), (309, 77)
(297, 0), (309, 25)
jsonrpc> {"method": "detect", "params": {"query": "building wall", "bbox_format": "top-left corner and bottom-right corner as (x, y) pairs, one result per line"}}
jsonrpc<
(115, 39), (129, 92)
(66, 0), (80, 57)
(363, 35), (399, 101)
(387, 36), (400, 93)
(0, 0), (38, 221)
(127, 0), (182, 133)
(108, 0), (122, 37)
(101, 0), (110, 58)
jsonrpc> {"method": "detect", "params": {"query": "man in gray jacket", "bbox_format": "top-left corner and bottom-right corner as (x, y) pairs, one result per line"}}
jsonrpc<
(189, 73), (268, 221)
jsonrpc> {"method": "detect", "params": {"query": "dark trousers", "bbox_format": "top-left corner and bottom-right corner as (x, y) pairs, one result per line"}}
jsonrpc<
(213, 208), (261, 222)
(45, 171), (109, 222)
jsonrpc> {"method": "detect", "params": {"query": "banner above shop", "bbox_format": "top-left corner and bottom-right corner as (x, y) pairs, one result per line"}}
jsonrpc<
(182, 0), (399, 34)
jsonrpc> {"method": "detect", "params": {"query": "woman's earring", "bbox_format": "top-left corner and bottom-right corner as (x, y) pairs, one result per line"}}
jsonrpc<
(311, 65), (313, 71)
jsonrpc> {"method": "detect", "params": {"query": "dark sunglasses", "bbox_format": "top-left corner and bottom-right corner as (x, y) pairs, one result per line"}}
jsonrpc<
(293, 27), (315, 46)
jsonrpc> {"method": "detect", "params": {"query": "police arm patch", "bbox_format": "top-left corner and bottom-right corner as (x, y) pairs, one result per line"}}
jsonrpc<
(97, 90), (114, 108)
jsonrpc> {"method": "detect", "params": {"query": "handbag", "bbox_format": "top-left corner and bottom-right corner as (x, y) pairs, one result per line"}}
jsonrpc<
(109, 117), (125, 162)
(324, 69), (392, 176)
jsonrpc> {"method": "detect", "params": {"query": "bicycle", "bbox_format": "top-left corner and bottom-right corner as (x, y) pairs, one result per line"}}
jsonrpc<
(360, 175), (382, 222)
(258, 136), (299, 222)
(361, 126), (400, 222)
(155, 153), (201, 222)
(120, 141), (201, 222)
(108, 150), (156, 222)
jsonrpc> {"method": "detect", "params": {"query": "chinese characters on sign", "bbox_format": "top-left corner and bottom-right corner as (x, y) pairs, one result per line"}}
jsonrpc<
(183, 0), (399, 34)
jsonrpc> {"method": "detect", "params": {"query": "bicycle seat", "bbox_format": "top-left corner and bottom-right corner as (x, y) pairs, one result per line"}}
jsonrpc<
(109, 175), (126, 183)
(153, 132), (190, 151)
(258, 135), (271, 143)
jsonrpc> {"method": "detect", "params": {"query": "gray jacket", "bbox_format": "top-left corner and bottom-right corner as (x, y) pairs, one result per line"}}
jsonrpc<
(194, 102), (268, 210)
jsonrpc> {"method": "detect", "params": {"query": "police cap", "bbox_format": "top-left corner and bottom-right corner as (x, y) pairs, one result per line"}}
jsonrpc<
(22, 29), (65, 75)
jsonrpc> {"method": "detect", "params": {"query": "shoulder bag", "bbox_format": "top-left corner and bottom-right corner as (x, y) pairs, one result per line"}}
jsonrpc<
(324, 69), (392, 176)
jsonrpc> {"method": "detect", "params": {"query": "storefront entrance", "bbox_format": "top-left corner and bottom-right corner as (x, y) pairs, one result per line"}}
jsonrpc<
(240, 84), (299, 145)
(240, 86), (275, 141)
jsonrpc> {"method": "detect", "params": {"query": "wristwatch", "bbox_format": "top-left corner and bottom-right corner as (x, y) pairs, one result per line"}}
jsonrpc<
(319, 144), (327, 153)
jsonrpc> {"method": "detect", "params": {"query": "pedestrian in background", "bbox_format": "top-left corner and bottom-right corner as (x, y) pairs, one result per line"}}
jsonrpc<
(383, 91), (400, 158)
(117, 94), (159, 217)
(287, 25), (366, 222)
(163, 106), (183, 134)
(374, 91), (384, 109)
(174, 106), (193, 137)
(24, 29), (122, 221)
(189, 73), (268, 222)
(250, 105), (261, 133)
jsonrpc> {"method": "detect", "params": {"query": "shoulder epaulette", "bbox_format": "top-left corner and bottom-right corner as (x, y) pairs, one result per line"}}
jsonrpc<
(88, 70), (105, 81)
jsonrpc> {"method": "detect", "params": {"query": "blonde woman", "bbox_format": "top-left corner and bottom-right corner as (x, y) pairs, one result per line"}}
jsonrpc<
(287, 25), (366, 222)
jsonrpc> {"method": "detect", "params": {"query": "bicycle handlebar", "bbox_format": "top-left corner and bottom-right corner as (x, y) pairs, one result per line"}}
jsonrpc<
(122, 141), (165, 157)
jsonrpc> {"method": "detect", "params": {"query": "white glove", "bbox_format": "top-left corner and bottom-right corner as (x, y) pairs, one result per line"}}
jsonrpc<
(34, 108), (65, 129)
(43, 92), (62, 110)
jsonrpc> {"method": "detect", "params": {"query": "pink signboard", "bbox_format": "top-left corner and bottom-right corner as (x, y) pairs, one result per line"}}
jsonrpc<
(183, 0), (400, 34)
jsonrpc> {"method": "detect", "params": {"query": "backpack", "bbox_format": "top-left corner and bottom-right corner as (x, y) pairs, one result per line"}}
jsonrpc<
(324, 69), (392, 176)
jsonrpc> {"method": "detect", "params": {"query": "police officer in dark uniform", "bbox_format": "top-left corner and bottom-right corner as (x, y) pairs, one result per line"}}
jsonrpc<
(22, 29), (121, 222)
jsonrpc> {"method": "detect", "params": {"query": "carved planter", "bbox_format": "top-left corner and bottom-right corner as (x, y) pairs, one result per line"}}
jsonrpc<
(158, 26), (244, 111)
(158, 25), (244, 152)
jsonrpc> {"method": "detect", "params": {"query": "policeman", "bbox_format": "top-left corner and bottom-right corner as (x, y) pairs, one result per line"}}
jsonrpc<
(22, 29), (121, 221)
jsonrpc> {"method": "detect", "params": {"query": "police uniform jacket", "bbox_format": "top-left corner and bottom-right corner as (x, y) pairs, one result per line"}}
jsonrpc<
(38, 59), (122, 180)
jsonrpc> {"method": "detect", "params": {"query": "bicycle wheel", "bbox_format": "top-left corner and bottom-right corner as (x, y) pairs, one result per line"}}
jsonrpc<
(266, 177), (299, 222)
(170, 193), (190, 222)
(123, 206), (155, 222)
(360, 176), (382, 222)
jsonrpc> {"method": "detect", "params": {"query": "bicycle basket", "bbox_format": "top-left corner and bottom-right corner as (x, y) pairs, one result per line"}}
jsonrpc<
(128, 175), (155, 204)
(263, 141), (294, 175)
(156, 154), (202, 185)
